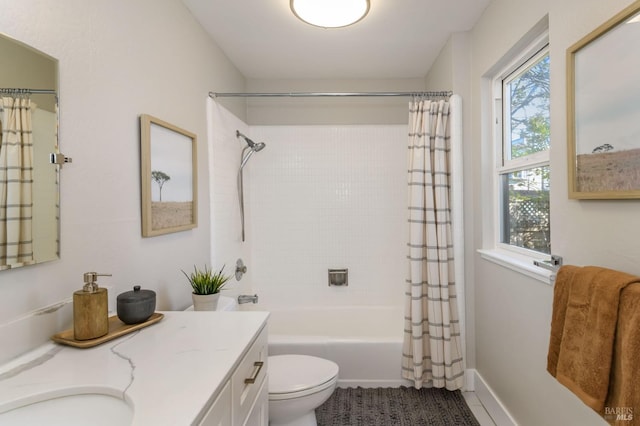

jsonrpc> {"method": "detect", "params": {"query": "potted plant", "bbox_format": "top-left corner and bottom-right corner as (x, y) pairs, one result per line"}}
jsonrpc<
(182, 264), (232, 311)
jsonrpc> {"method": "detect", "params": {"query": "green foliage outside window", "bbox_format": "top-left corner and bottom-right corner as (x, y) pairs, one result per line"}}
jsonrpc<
(502, 53), (551, 253)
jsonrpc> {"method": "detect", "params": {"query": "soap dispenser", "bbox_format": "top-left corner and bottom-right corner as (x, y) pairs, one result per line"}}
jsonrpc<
(73, 272), (111, 340)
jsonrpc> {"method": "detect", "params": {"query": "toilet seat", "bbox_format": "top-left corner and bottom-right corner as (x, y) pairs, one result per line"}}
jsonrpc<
(268, 355), (339, 401)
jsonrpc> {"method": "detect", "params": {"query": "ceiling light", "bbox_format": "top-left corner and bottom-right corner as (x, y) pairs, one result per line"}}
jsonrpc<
(290, 0), (370, 28)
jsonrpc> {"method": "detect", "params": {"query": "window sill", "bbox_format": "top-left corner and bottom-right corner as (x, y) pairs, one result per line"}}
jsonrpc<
(478, 249), (554, 285)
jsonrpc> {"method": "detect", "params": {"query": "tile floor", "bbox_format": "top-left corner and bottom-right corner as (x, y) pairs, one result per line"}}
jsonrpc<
(463, 392), (497, 426)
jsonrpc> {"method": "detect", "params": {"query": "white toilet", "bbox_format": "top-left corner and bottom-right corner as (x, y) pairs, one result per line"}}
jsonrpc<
(268, 354), (339, 426)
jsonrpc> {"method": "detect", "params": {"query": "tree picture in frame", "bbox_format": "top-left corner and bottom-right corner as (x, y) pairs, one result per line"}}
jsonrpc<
(140, 114), (197, 236)
(567, 0), (640, 199)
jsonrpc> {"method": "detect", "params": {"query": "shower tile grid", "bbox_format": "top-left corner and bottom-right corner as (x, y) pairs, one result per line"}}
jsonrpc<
(462, 392), (497, 426)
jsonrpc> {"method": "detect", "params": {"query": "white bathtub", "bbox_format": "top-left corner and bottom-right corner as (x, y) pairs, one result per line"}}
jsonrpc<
(251, 305), (409, 388)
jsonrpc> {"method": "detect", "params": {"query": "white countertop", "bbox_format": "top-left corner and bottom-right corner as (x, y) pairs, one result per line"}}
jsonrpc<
(0, 311), (269, 425)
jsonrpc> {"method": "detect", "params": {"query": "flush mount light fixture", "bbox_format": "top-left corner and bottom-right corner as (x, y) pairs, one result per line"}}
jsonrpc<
(290, 0), (370, 28)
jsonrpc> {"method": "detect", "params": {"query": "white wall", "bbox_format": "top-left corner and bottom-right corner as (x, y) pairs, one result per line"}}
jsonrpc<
(247, 125), (407, 309)
(246, 78), (426, 125)
(440, 0), (640, 424)
(0, 0), (245, 363)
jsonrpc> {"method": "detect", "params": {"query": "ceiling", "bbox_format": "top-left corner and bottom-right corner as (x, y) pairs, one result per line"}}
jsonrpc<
(182, 0), (490, 80)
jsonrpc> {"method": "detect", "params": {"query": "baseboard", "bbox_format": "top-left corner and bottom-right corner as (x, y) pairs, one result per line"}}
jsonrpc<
(470, 369), (518, 426)
(464, 369), (476, 391)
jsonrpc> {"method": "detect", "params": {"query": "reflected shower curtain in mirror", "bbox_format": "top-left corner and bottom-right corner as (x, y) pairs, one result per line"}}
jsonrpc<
(402, 98), (463, 390)
(0, 96), (34, 268)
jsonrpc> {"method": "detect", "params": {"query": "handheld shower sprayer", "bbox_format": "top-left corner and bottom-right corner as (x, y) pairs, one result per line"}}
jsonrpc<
(237, 131), (266, 169)
(236, 130), (267, 241)
(236, 130), (266, 152)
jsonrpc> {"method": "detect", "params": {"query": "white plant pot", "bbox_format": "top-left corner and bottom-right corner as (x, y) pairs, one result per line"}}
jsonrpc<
(192, 293), (220, 311)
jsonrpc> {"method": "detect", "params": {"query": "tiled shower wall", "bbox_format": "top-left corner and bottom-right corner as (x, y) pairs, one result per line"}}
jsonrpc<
(247, 125), (407, 308)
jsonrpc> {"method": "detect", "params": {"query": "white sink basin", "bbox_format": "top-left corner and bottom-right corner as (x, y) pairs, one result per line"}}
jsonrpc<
(0, 388), (133, 426)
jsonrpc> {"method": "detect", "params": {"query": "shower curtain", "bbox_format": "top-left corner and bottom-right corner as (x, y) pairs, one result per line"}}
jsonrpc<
(402, 97), (464, 390)
(0, 96), (34, 268)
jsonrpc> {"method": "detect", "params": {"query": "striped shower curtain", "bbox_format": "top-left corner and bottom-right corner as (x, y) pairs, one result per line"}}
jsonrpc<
(402, 98), (464, 390)
(0, 96), (34, 268)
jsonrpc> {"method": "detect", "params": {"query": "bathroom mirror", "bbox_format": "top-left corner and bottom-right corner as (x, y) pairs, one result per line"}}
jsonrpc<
(0, 33), (59, 271)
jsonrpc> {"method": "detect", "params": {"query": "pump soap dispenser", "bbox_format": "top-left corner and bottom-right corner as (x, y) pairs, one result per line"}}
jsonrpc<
(73, 272), (111, 340)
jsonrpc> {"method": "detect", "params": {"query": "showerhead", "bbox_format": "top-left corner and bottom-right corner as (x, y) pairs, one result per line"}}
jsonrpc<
(236, 130), (266, 151)
(237, 130), (266, 170)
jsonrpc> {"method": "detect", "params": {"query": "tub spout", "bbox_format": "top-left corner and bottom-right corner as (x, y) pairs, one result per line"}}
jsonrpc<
(238, 294), (258, 304)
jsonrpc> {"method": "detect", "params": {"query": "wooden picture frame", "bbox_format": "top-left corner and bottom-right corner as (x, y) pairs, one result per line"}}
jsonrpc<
(567, 0), (640, 199)
(140, 114), (197, 237)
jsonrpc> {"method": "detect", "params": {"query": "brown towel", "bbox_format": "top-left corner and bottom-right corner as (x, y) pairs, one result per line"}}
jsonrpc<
(547, 265), (640, 417)
(547, 265), (580, 377)
(604, 283), (640, 425)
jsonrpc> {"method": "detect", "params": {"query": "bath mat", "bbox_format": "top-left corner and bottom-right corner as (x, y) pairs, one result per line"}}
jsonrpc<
(316, 386), (481, 426)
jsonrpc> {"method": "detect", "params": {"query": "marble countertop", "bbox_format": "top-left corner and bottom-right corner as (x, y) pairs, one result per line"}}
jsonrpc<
(0, 311), (269, 425)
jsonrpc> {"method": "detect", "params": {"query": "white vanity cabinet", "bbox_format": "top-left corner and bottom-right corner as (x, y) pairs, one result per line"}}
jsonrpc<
(0, 312), (270, 426)
(200, 325), (268, 426)
(201, 381), (232, 426)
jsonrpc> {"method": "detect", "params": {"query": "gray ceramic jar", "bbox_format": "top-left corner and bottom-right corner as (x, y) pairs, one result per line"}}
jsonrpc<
(117, 285), (156, 325)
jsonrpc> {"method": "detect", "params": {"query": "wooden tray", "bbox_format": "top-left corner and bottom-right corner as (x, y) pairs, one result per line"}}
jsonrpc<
(52, 313), (164, 348)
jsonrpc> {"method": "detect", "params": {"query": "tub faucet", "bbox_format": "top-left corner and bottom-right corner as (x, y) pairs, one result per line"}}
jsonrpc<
(238, 294), (259, 304)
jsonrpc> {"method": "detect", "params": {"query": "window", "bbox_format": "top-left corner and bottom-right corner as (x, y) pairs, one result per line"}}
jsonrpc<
(494, 38), (550, 255)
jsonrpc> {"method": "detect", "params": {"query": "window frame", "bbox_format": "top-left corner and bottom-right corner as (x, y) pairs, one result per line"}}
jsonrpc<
(500, 45), (551, 170)
(491, 32), (551, 260)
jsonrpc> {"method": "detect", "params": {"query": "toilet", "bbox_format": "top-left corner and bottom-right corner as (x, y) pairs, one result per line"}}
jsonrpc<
(268, 354), (339, 426)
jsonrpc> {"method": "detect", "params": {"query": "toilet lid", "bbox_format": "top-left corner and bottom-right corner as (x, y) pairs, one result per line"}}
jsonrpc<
(269, 355), (339, 395)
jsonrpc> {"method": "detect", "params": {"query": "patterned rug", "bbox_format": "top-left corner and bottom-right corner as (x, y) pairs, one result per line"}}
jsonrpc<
(316, 387), (481, 426)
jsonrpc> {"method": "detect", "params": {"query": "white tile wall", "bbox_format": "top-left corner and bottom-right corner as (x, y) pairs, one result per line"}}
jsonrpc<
(247, 125), (407, 309)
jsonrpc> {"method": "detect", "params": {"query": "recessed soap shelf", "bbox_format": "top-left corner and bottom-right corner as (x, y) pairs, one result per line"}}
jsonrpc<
(328, 269), (348, 286)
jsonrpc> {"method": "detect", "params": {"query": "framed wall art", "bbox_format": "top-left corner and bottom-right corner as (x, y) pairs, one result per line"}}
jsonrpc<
(567, 0), (640, 199)
(140, 114), (197, 236)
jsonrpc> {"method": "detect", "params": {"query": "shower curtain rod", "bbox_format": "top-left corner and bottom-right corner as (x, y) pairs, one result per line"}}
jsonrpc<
(0, 88), (57, 95)
(209, 90), (452, 99)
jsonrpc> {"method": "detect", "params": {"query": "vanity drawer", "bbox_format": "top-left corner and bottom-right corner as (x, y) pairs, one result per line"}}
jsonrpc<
(232, 326), (268, 425)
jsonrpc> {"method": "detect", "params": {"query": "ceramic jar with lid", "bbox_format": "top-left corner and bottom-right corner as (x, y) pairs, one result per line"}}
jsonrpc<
(117, 285), (156, 324)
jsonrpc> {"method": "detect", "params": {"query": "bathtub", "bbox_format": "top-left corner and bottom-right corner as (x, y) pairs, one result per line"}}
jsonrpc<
(249, 305), (409, 388)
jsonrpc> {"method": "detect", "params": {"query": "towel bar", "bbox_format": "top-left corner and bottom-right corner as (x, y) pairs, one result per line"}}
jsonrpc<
(534, 254), (563, 272)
